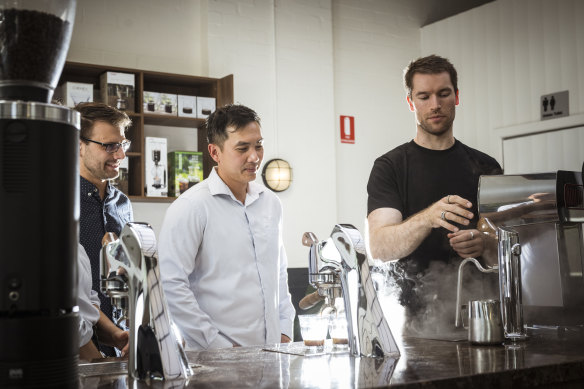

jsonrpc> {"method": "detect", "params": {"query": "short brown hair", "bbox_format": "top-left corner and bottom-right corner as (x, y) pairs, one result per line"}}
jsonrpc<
(403, 54), (458, 98)
(74, 102), (132, 139)
(206, 104), (260, 148)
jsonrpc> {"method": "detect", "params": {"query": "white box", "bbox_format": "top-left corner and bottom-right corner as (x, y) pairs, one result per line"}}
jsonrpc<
(178, 95), (197, 118)
(143, 91), (160, 113)
(100, 71), (135, 112)
(158, 94), (178, 116)
(197, 96), (216, 118)
(58, 82), (93, 107)
(145, 137), (168, 197)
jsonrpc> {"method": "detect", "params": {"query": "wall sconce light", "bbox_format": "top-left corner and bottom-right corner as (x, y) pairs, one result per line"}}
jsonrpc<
(262, 159), (292, 192)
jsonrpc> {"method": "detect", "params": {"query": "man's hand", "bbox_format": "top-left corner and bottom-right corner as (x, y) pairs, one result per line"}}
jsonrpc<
(280, 334), (291, 343)
(368, 195), (475, 261)
(423, 195), (474, 232)
(112, 330), (129, 356)
(448, 229), (484, 259)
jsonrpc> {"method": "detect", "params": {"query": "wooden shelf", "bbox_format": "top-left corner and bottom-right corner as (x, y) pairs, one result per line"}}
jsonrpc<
(59, 61), (233, 200)
(143, 113), (205, 128)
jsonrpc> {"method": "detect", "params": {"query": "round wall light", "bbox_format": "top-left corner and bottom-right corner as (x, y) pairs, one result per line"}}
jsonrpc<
(262, 158), (292, 192)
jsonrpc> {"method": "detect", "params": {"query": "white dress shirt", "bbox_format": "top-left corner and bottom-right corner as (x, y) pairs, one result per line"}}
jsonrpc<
(158, 168), (295, 350)
(78, 244), (101, 347)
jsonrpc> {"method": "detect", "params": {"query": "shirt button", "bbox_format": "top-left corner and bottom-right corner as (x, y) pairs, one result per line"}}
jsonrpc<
(87, 192), (92, 196)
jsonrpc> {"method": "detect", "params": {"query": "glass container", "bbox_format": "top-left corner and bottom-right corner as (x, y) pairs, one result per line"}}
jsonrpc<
(298, 314), (329, 347)
(0, 0), (76, 102)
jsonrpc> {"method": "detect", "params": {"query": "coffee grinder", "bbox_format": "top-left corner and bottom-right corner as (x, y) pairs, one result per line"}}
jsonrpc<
(0, 1), (79, 388)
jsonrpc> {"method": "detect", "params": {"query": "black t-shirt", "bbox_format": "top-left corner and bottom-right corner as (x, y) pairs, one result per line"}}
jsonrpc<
(367, 139), (502, 271)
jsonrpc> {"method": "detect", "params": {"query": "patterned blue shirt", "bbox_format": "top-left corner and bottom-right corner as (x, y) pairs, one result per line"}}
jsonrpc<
(79, 176), (133, 353)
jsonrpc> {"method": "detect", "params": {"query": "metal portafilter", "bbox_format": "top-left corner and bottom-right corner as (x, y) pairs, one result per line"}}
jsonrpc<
(100, 233), (129, 327)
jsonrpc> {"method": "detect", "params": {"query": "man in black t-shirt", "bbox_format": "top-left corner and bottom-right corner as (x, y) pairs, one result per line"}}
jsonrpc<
(366, 55), (502, 315)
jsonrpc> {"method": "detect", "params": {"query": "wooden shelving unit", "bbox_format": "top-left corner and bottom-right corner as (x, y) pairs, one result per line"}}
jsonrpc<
(58, 61), (234, 202)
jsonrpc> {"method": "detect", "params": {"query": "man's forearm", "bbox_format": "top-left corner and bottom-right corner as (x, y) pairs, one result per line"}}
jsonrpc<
(79, 339), (102, 361)
(94, 310), (123, 347)
(370, 211), (432, 261)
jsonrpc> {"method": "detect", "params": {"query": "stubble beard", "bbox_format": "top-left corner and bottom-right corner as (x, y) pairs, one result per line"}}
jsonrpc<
(85, 160), (119, 182)
(418, 111), (455, 138)
(419, 120), (452, 137)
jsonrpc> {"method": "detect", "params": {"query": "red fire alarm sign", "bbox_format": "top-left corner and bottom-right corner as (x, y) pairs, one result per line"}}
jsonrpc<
(340, 115), (355, 144)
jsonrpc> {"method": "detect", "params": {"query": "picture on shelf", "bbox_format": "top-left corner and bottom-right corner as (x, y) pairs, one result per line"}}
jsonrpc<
(158, 93), (178, 116)
(168, 151), (204, 197)
(145, 137), (168, 197)
(143, 91), (160, 113)
(100, 71), (135, 112)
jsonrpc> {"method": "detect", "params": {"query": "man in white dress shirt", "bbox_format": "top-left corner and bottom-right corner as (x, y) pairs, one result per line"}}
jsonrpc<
(158, 104), (295, 350)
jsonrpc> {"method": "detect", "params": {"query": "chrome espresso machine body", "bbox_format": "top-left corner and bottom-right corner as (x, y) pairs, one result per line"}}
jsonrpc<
(478, 169), (584, 327)
(302, 224), (400, 358)
(100, 222), (192, 381)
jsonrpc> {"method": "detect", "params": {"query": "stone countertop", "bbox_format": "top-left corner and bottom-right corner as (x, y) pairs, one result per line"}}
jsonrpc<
(79, 330), (584, 388)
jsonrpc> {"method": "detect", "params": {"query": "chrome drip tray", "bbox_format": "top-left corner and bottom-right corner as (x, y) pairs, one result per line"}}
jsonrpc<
(79, 360), (128, 377)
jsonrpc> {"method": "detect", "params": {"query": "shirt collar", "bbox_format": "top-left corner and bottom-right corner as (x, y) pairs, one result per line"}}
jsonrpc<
(80, 175), (113, 200)
(208, 167), (265, 205)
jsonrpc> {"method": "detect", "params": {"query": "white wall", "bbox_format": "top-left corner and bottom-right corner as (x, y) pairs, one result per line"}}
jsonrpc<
(421, 0), (584, 171)
(69, 0), (207, 74)
(332, 0), (425, 234)
(205, 0), (338, 266)
(503, 125), (584, 174)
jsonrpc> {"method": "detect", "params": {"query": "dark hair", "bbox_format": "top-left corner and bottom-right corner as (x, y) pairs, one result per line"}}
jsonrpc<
(74, 102), (132, 140)
(403, 54), (458, 98)
(206, 104), (261, 148)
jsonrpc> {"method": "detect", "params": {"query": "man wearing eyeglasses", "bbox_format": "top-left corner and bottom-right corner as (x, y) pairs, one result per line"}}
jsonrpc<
(75, 102), (133, 357)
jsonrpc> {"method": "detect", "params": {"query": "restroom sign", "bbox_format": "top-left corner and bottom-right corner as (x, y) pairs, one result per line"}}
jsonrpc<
(541, 90), (569, 121)
(340, 115), (355, 144)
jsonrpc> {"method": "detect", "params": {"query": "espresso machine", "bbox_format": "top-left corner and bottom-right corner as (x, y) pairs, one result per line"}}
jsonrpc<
(100, 223), (192, 380)
(478, 168), (584, 329)
(0, 1), (79, 388)
(301, 224), (400, 358)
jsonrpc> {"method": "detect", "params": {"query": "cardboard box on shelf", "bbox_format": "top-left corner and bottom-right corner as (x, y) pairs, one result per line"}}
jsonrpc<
(100, 71), (135, 112)
(143, 91), (160, 113)
(168, 151), (204, 197)
(158, 93), (178, 116)
(57, 82), (93, 107)
(177, 95), (197, 118)
(196, 96), (216, 118)
(110, 157), (129, 195)
(145, 137), (168, 197)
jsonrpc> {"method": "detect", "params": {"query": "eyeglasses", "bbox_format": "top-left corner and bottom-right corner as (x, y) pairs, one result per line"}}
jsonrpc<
(81, 136), (131, 154)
